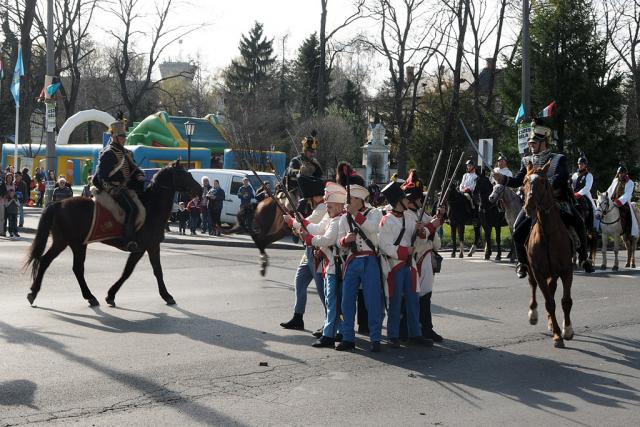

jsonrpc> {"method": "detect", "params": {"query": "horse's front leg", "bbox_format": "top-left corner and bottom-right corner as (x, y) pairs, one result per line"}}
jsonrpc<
(106, 251), (145, 307)
(147, 244), (175, 305)
(536, 274), (564, 348)
(451, 224), (457, 258)
(483, 225), (492, 260)
(560, 272), (574, 340)
(70, 244), (99, 307)
(600, 233), (608, 270)
(527, 273), (538, 325)
(613, 234), (620, 271)
(495, 226), (502, 261)
(459, 225), (465, 258)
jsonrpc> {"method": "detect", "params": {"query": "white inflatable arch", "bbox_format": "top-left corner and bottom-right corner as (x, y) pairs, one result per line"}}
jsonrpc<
(56, 109), (116, 145)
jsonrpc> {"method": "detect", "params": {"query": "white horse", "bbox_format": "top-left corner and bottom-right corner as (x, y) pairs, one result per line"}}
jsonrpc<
(489, 183), (523, 262)
(595, 191), (637, 270)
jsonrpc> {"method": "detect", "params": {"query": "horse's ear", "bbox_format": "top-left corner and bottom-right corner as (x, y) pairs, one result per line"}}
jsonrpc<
(541, 160), (551, 176)
(175, 159), (181, 168)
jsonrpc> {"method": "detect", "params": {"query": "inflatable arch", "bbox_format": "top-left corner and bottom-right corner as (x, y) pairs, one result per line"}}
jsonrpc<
(56, 109), (116, 145)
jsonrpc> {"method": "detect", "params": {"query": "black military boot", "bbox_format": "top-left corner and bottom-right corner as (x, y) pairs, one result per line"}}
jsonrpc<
(123, 216), (139, 252)
(335, 341), (356, 351)
(420, 293), (444, 343)
(280, 313), (304, 330)
(312, 336), (335, 348)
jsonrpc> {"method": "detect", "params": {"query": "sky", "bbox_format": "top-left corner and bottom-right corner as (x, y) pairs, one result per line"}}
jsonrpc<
(100, 0), (373, 77)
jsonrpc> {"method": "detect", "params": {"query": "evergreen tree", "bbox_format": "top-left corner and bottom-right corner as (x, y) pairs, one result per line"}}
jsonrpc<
(292, 33), (321, 118)
(225, 22), (276, 96)
(499, 0), (628, 186)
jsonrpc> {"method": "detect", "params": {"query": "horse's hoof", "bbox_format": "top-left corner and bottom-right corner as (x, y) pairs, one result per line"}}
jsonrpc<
(563, 325), (574, 340)
(528, 309), (538, 325)
(165, 298), (176, 305)
(27, 293), (36, 306)
(625, 262), (630, 268)
(484, 254), (490, 260)
(458, 252), (464, 259)
(600, 265), (606, 270)
(451, 252), (456, 258)
(612, 266), (619, 271)
(495, 255), (502, 261)
(105, 297), (116, 307)
(88, 297), (100, 307)
(260, 267), (266, 277)
(554, 338), (565, 348)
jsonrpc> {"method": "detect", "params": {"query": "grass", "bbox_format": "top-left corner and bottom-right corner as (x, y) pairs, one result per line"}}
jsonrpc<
(440, 223), (513, 249)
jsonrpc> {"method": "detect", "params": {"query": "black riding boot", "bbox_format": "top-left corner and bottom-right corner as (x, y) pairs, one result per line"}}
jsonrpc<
(421, 292), (443, 342)
(512, 210), (531, 278)
(563, 207), (594, 273)
(123, 211), (139, 252)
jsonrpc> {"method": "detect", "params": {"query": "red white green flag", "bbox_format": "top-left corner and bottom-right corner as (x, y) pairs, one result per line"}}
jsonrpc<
(538, 101), (556, 118)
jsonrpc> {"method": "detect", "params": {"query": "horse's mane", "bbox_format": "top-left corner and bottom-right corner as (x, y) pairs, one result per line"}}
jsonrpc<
(145, 164), (176, 193)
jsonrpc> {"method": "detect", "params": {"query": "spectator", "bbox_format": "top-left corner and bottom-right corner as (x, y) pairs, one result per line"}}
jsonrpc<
(36, 178), (46, 207)
(35, 167), (46, 183)
(237, 177), (255, 207)
(177, 202), (189, 235)
(200, 176), (212, 234)
(47, 170), (56, 182)
(187, 196), (202, 236)
(52, 177), (73, 202)
(21, 168), (33, 202)
(207, 179), (225, 236)
(3, 173), (20, 239)
(81, 175), (94, 198)
(14, 172), (29, 228)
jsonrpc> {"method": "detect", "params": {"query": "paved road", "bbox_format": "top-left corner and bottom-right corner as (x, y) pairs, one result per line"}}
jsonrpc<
(0, 239), (638, 426)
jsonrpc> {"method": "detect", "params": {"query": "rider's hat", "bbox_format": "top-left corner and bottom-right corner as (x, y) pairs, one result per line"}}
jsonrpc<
(617, 165), (628, 175)
(528, 118), (552, 144)
(298, 175), (325, 198)
(497, 152), (507, 162)
(465, 159), (475, 167)
(301, 129), (318, 152)
(109, 121), (127, 137)
(577, 154), (588, 165)
(381, 181), (406, 206)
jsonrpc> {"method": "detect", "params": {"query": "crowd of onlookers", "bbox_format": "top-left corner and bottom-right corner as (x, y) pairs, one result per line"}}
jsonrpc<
(0, 165), (76, 240)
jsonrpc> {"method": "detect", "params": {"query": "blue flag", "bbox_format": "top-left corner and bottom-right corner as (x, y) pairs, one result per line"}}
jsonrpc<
(514, 103), (525, 124)
(11, 46), (24, 106)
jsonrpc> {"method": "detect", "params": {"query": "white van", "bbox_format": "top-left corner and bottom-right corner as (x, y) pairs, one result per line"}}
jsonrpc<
(188, 169), (278, 225)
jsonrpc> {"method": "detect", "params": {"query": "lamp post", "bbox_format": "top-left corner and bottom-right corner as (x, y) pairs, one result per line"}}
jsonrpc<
(184, 120), (196, 169)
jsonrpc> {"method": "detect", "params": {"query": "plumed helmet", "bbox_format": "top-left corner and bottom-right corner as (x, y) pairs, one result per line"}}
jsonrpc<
(109, 121), (127, 137)
(298, 175), (325, 198)
(402, 170), (424, 201)
(301, 129), (319, 152)
(381, 181), (406, 206)
(528, 118), (552, 145)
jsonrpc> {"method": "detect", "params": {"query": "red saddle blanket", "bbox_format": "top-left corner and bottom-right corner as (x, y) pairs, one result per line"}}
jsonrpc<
(84, 201), (124, 244)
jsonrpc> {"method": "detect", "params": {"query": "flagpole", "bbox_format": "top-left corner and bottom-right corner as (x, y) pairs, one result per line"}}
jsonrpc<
(14, 104), (19, 170)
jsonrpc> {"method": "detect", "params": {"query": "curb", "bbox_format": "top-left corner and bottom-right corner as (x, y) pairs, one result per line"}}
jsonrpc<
(12, 227), (302, 251)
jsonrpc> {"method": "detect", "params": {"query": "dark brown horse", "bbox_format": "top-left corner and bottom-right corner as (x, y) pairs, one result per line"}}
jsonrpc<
(25, 162), (202, 307)
(523, 162), (574, 348)
(446, 187), (482, 258)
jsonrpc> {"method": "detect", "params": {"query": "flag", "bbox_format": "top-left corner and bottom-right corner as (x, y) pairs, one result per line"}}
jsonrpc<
(538, 101), (556, 118)
(514, 103), (525, 124)
(11, 45), (24, 106)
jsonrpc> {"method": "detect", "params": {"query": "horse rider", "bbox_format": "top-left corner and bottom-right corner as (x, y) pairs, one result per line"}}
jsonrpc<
(492, 119), (595, 278)
(93, 121), (145, 252)
(459, 159), (479, 212)
(606, 165), (638, 238)
(493, 153), (513, 180)
(286, 130), (323, 214)
(572, 155), (596, 229)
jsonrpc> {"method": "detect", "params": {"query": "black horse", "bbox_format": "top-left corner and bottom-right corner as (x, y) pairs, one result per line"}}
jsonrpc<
(474, 173), (508, 260)
(25, 161), (202, 307)
(447, 183), (481, 258)
(574, 196), (598, 264)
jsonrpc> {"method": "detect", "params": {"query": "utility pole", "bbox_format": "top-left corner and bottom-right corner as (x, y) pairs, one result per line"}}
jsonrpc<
(45, 0), (56, 174)
(522, 0), (531, 121)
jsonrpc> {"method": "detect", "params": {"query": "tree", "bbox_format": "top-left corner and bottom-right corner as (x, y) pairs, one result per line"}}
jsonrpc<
(363, 0), (446, 177)
(106, 0), (201, 122)
(225, 21), (275, 97)
(500, 0), (627, 186)
(292, 32), (321, 119)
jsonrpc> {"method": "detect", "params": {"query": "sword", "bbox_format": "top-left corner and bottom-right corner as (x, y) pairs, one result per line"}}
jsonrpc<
(459, 118), (492, 170)
(242, 158), (289, 215)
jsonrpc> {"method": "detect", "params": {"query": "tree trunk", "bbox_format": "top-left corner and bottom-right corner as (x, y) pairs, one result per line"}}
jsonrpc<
(318, 0), (328, 114)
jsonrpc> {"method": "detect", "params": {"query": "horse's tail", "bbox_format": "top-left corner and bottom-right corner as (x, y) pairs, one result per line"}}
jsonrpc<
(25, 202), (60, 280)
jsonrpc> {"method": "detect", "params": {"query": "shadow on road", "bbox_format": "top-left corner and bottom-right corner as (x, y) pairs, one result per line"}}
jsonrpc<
(0, 380), (38, 409)
(36, 305), (310, 364)
(0, 320), (248, 425)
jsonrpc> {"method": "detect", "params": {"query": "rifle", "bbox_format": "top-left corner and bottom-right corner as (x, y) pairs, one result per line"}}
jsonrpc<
(343, 164), (360, 254)
(439, 150), (454, 202)
(243, 158), (289, 215)
(439, 151), (466, 208)
(410, 149), (444, 246)
(267, 160), (309, 233)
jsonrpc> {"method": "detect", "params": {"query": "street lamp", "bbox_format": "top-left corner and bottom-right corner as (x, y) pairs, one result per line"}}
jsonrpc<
(184, 120), (196, 169)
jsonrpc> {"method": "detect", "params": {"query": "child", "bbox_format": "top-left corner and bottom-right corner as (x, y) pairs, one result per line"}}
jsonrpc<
(177, 202), (189, 235)
(187, 197), (202, 235)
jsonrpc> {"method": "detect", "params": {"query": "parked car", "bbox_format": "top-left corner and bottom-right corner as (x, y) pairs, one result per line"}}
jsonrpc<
(188, 169), (277, 225)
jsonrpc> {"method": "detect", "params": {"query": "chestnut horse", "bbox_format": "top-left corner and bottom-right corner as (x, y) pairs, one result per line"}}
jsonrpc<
(25, 162), (202, 307)
(523, 162), (574, 348)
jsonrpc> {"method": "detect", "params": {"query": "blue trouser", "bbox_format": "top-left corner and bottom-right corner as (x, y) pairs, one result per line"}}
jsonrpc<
(341, 256), (383, 343)
(18, 204), (24, 227)
(322, 273), (342, 338)
(293, 246), (326, 314)
(201, 209), (211, 233)
(387, 265), (421, 339)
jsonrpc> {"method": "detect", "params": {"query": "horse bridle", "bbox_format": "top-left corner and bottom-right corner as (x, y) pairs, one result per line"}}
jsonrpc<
(596, 198), (620, 225)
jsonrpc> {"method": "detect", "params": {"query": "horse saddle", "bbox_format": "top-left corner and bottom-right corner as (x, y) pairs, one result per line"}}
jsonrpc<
(84, 188), (146, 244)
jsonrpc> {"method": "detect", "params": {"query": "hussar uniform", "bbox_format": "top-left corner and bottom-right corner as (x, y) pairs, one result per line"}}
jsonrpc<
(572, 156), (597, 229)
(606, 167), (639, 238)
(459, 160), (478, 210)
(337, 183), (383, 351)
(301, 182), (347, 347)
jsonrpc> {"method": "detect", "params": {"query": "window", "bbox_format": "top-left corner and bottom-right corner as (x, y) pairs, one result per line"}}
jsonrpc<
(230, 176), (244, 195)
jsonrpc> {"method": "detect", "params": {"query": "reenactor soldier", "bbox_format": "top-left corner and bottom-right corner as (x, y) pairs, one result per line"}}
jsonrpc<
(606, 165), (638, 238)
